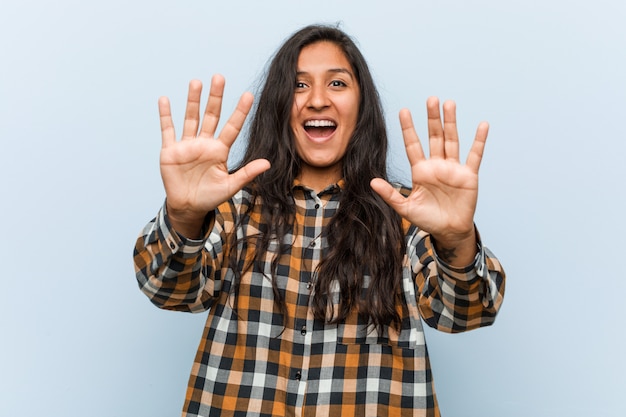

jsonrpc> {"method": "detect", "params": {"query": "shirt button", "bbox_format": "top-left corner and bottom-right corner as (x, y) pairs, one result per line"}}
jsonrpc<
(307, 282), (313, 290)
(310, 241), (316, 247)
(315, 203), (320, 209)
(295, 371), (302, 380)
(301, 325), (307, 336)
(169, 242), (176, 250)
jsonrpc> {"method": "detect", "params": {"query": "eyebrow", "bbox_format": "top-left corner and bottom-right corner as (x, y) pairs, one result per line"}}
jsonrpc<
(296, 68), (355, 80)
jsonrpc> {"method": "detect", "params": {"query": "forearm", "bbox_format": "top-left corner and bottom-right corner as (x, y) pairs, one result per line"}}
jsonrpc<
(133, 204), (219, 312)
(410, 228), (506, 333)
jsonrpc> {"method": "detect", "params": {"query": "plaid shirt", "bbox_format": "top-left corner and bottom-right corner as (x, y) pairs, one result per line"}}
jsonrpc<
(134, 181), (505, 417)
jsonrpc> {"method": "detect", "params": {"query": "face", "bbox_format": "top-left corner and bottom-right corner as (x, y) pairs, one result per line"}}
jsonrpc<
(290, 41), (360, 188)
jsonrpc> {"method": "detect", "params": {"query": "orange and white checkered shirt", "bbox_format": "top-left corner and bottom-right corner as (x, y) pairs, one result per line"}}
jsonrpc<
(134, 181), (505, 417)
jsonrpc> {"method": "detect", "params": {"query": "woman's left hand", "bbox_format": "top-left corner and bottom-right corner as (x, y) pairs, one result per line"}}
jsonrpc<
(370, 97), (489, 265)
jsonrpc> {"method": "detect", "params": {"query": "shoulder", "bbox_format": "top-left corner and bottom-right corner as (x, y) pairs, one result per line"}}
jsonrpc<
(232, 186), (256, 206)
(384, 182), (415, 234)
(216, 186), (259, 219)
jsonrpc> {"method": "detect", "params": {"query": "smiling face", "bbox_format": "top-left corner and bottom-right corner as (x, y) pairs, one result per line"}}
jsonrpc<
(290, 41), (360, 191)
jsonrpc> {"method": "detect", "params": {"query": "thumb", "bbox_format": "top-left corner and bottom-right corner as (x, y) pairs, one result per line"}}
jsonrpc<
(230, 159), (271, 190)
(370, 178), (405, 213)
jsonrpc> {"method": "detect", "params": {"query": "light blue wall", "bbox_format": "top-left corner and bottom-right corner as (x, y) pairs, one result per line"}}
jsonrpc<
(1, 1), (624, 416)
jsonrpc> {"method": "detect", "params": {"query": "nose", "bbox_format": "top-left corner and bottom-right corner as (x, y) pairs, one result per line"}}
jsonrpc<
(306, 84), (330, 110)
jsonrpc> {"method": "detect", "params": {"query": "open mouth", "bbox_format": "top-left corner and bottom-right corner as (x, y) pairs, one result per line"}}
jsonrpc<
(304, 119), (337, 139)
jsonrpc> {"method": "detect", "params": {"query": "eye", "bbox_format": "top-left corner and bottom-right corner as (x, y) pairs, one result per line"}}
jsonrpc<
(295, 81), (308, 89)
(330, 80), (347, 87)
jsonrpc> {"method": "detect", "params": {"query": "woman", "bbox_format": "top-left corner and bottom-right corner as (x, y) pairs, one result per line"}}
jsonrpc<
(134, 24), (505, 417)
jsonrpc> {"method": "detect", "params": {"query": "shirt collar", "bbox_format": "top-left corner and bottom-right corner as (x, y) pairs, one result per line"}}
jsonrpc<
(292, 178), (344, 194)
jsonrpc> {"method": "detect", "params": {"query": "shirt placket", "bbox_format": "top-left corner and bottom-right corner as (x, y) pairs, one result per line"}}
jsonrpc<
(290, 188), (328, 416)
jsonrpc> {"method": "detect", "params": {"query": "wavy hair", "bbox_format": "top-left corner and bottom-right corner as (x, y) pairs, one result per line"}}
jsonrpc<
(232, 24), (406, 332)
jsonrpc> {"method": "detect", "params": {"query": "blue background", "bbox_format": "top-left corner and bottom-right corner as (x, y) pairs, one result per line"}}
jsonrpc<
(1, 1), (624, 415)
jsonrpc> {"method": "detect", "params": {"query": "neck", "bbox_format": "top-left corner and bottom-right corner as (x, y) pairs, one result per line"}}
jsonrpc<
(297, 165), (342, 193)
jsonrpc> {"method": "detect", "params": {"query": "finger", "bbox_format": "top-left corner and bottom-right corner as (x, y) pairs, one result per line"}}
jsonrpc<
(199, 74), (225, 138)
(442, 100), (460, 161)
(426, 97), (444, 159)
(370, 178), (407, 216)
(182, 80), (203, 139)
(158, 96), (176, 147)
(466, 121), (489, 173)
(399, 108), (425, 166)
(217, 91), (254, 147)
(229, 159), (271, 191)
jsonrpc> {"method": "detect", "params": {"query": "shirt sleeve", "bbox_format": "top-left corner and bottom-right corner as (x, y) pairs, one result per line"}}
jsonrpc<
(408, 227), (506, 333)
(133, 201), (226, 313)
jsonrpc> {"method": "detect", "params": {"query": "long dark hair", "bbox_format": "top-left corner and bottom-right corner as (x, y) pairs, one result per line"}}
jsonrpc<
(232, 24), (406, 332)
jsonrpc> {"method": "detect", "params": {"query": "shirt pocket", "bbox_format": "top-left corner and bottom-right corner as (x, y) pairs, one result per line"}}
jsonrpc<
(336, 300), (425, 350)
(336, 269), (425, 350)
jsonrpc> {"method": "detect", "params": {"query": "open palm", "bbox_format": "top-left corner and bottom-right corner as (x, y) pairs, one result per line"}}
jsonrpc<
(371, 97), (488, 245)
(159, 76), (270, 235)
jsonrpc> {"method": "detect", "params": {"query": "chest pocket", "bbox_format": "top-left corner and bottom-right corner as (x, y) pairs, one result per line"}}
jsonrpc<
(336, 268), (425, 350)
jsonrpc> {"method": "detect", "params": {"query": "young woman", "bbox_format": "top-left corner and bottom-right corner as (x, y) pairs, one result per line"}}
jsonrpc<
(134, 24), (505, 417)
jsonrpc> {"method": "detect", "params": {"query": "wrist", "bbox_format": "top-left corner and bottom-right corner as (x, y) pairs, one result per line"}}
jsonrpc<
(431, 229), (477, 267)
(165, 202), (207, 239)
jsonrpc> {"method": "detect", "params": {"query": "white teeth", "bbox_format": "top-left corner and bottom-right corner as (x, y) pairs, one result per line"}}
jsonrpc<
(304, 120), (336, 127)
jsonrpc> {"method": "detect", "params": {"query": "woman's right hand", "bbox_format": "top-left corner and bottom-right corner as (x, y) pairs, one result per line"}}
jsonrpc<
(158, 75), (270, 238)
